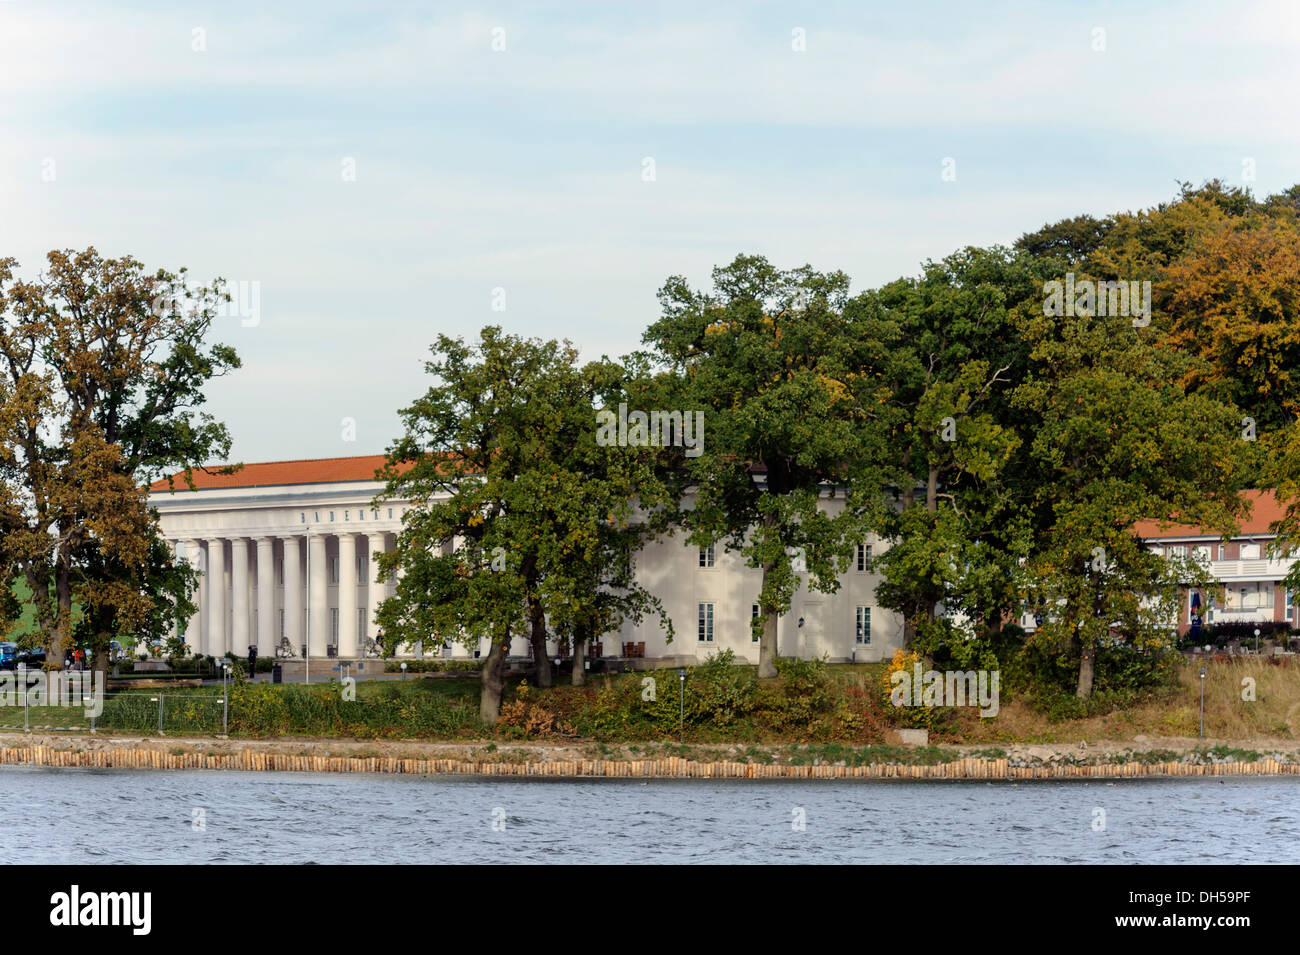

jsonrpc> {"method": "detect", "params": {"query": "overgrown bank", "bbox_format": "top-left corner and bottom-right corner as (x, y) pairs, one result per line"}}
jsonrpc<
(7, 652), (1298, 747)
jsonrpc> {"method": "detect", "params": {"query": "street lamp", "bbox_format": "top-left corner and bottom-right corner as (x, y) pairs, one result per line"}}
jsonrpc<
(400, 661), (408, 680)
(220, 661), (230, 736)
(1198, 666), (1207, 738)
(1254, 627), (1261, 654)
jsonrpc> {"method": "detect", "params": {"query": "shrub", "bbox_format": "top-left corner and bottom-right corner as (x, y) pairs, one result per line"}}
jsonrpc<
(1191, 620), (1292, 649)
(383, 659), (485, 674)
(755, 655), (835, 731)
(877, 649), (937, 730)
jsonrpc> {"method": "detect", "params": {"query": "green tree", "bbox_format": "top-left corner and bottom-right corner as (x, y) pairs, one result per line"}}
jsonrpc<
(1014, 303), (1247, 696)
(861, 247), (1038, 650)
(643, 255), (892, 678)
(545, 356), (678, 686)
(374, 330), (673, 718)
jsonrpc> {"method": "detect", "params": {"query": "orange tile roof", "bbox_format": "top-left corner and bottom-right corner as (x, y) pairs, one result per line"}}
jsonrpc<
(1133, 490), (1288, 539)
(149, 455), (400, 492)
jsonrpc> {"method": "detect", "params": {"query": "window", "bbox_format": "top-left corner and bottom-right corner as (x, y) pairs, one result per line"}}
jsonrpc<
(329, 511), (335, 522)
(357, 556), (365, 579)
(330, 608), (339, 642)
(344, 510), (350, 521)
(314, 511), (320, 522)
(388, 508), (393, 519)
(699, 544), (715, 568)
(276, 558), (283, 585)
(751, 603), (760, 642)
(1224, 582), (1273, 610)
(330, 557), (340, 584)
(278, 609), (285, 639)
(1217, 543), (1226, 560)
(359, 509), (365, 521)
(856, 606), (871, 645)
(300, 512), (306, 523)
(358, 607), (367, 637)
(856, 544), (872, 573)
(1288, 589), (1294, 622)
(698, 603), (714, 642)
(1241, 542), (1261, 560)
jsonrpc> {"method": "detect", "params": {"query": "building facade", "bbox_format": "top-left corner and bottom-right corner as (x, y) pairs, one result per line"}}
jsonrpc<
(149, 456), (904, 665)
(1135, 491), (1298, 635)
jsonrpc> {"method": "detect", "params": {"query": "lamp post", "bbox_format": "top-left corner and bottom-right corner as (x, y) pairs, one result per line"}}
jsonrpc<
(1254, 627), (1261, 655)
(221, 661), (229, 736)
(1199, 666), (1206, 738)
(400, 661), (408, 680)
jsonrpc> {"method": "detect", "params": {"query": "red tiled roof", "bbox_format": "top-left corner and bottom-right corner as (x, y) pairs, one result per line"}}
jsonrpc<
(1133, 490), (1287, 539)
(149, 455), (400, 492)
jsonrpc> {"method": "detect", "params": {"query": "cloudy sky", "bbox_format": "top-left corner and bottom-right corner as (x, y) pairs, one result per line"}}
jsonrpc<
(3, 0), (1299, 463)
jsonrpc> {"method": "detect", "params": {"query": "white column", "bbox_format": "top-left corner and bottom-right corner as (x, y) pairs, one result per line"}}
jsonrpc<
(367, 533), (386, 648)
(166, 541), (180, 642)
(282, 536), (303, 657)
(231, 538), (250, 657)
(182, 539), (203, 653)
(308, 533), (329, 659)
(206, 538), (227, 657)
(338, 533), (358, 658)
(256, 537), (275, 657)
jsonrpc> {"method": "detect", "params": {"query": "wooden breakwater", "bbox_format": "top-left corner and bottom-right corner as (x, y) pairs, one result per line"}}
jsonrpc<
(1, 745), (1299, 780)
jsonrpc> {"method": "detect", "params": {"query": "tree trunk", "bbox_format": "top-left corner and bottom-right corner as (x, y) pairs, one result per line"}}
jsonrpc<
(1076, 643), (1095, 698)
(48, 552), (73, 670)
(528, 597), (551, 688)
(93, 630), (112, 674)
(572, 627), (587, 687)
(480, 633), (507, 723)
(758, 512), (780, 679)
(758, 605), (779, 679)
(926, 467), (938, 512)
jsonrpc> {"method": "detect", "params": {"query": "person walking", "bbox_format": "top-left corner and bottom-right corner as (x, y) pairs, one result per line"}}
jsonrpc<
(247, 644), (257, 681)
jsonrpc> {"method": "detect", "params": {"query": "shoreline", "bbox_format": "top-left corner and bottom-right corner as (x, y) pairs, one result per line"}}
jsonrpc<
(3, 732), (1300, 781)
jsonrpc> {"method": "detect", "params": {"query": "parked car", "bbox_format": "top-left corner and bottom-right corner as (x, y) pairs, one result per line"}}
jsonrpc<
(0, 642), (17, 669)
(16, 647), (46, 668)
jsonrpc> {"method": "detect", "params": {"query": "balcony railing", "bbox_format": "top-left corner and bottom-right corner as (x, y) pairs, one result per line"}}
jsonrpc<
(1206, 558), (1294, 581)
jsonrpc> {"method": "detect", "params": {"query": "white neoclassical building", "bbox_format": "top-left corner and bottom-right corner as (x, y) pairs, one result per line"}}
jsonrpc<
(149, 455), (903, 666)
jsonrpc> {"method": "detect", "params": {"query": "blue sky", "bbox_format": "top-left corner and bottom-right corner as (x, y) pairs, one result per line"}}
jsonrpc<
(3, 0), (1299, 463)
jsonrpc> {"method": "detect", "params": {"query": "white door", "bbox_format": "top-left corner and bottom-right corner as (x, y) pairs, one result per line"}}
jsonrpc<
(800, 602), (823, 658)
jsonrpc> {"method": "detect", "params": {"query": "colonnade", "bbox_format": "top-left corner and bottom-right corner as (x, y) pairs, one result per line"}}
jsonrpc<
(170, 532), (390, 659)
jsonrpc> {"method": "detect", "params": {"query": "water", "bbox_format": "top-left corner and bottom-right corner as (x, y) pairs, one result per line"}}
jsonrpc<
(3, 766), (1297, 864)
